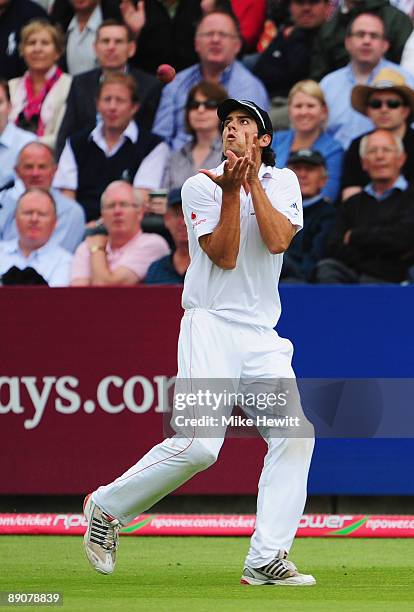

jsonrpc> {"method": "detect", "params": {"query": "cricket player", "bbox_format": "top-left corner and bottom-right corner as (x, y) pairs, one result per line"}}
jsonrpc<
(83, 99), (316, 586)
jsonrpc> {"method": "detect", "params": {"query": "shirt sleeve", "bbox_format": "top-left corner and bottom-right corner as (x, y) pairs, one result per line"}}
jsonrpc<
(152, 80), (178, 146)
(181, 173), (221, 240)
(48, 251), (73, 287)
(133, 142), (171, 190)
(117, 234), (170, 281)
(70, 241), (91, 282)
(267, 168), (303, 232)
(52, 140), (79, 190)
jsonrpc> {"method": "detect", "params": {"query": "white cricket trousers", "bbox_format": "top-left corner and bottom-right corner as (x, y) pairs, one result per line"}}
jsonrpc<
(94, 308), (314, 568)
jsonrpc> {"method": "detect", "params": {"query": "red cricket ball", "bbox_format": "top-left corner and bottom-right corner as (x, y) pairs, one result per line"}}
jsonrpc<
(156, 64), (176, 84)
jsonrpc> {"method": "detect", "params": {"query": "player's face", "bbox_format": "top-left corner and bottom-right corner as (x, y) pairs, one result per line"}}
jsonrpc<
(345, 14), (389, 68)
(16, 145), (56, 189)
(101, 183), (143, 236)
(366, 91), (410, 130)
(361, 131), (406, 181)
(195, 13), (241, 68)
(95, 26), (136, 70)
(164, 204), (188, 248)
(289, 91), (327, 134)
(222, 110), (268, 157)
(97, 83), (138, 131)
(290, 0), (329, 30)
(16, 191), (56, 249)
(0, 84), (11, 133)
(288, 162), (326, 198)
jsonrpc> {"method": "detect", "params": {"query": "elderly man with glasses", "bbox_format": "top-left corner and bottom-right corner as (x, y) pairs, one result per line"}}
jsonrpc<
(316, 129), (414, 284)
(70, 180), (169, 286)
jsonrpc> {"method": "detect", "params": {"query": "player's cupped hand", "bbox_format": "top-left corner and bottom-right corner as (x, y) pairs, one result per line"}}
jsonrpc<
(199, 150), (249, 192)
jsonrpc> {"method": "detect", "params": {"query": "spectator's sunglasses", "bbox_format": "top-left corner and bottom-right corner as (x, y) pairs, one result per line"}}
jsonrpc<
(188, 99), (219, 110)
(367, 98), (405, 109)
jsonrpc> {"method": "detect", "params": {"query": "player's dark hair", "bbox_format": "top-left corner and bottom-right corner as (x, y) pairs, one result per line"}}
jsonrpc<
(261, 146), (276, 166)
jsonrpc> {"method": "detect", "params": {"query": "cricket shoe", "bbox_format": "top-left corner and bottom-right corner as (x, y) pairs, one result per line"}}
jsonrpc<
(83, 494), (120, 575)
(241, 550), (316, 586)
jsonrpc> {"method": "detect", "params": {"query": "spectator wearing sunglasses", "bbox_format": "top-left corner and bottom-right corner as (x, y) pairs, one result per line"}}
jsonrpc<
(320, 13), (414, 150)
(161, 81), (227, 191)
(341, 69), (414, 201)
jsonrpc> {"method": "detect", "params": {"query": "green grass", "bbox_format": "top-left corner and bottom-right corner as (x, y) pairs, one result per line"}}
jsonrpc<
(0, 537), (413, 611)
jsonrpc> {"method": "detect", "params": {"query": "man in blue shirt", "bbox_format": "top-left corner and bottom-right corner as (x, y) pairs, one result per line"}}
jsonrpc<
(320, 12), (414, 149)
(0, 188), (72, 286)
(0, 142), (85, 253)
(152, 10), (269, 150)
(145, 187), (189, 284)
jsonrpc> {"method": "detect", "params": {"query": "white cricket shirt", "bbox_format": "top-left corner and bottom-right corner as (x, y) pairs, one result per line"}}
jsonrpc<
(181, 162), (303, 329)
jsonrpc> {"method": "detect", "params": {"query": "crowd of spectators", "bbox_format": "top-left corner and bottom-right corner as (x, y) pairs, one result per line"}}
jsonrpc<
(1, 0), (414, 286)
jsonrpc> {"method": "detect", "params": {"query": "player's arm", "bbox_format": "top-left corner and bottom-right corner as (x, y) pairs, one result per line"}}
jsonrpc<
(248, 136), (296, 254)
(250, 179), (296, 254)
(198, 153), (249, 270)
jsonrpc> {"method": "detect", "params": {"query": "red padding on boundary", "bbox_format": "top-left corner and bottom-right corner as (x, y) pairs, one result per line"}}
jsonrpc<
(1, 513), (414, 537)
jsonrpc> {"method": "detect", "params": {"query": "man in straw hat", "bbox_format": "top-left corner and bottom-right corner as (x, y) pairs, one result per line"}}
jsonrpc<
(320, 12), (414, 149)
(342, 68), (414, 200)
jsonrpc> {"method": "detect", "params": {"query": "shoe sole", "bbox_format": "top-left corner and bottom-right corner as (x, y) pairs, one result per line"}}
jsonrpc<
(241, 576), (316, 586)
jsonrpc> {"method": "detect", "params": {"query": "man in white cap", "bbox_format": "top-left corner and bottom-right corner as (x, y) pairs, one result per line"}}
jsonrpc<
(82, 98), (316, 587)
(342, 68), (414, 200)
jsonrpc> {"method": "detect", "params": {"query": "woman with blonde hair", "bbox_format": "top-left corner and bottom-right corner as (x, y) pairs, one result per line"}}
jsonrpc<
(272, 79), (344, 202)
(8, 20), (72, 150)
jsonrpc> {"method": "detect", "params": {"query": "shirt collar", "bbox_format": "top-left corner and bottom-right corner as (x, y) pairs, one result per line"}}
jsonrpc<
(199, 62), (234, 86)
(258, 164), (274, 179)
(303, 193), (324, 208)
(2, 238), (19, 254)
(220, 63), (234, 85)
(107, 229), (142, 254)
(90, 120), (139, 145)
(68, 5), (102, 33)
(349, 58), (387, 83)
(364, 174), (408, 200)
